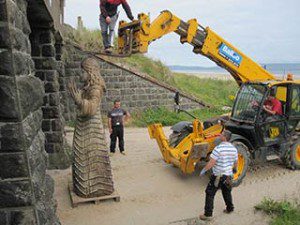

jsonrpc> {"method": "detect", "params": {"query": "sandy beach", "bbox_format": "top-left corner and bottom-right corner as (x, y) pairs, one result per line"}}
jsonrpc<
(49, 127), (300, 225)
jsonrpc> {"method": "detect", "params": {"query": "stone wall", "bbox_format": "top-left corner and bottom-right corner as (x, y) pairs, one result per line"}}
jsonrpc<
(99, 56), (207, 113)
(0, 0), (60, 224)
(61, 44), (83, 121)
(29, 25), (69, 169)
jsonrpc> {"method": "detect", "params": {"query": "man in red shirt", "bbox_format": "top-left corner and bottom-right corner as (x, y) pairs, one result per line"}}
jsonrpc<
(100, 0), (134, 53)
(263, 90), (283, 116)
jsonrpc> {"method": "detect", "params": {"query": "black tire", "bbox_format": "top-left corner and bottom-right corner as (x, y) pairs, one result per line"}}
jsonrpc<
(283, 137), (300, 170)
(231, 141), (251, 187)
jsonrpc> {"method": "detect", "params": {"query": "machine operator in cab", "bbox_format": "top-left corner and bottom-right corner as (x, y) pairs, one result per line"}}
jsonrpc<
(263, 89), (283, 116)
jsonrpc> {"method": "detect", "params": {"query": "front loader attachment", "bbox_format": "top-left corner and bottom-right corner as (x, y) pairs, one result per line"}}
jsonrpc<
(148, 122), (223, 174)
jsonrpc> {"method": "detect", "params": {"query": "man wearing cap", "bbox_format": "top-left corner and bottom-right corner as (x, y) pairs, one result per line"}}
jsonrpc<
(199, 130), (238, 221)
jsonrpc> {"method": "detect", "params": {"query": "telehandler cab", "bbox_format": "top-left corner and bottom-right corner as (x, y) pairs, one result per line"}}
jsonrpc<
(117, 11), (300, 186)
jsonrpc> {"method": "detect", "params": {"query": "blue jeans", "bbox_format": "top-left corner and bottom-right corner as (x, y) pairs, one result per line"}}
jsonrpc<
(100, 14), (118, 48)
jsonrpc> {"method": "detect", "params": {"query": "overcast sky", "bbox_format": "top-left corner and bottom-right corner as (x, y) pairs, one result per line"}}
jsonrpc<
(65, 0), (300, 67)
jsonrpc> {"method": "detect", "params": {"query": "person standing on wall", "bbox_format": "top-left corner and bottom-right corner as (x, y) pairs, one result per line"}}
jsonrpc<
(108, 99), (130, 155)
(100, 0), (134, 53)
(199, 130), (238, 221)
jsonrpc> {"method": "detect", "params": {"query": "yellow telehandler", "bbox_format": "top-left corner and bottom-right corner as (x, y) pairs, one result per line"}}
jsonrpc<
(117, 11), (300, 186)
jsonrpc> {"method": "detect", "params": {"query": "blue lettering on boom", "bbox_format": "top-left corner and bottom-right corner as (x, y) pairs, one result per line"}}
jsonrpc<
(219, 43), (242, 67)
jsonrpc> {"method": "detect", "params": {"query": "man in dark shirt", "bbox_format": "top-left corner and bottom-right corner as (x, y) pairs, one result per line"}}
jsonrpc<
(108, 99), (130, 155)
(100, 0), (134, 53)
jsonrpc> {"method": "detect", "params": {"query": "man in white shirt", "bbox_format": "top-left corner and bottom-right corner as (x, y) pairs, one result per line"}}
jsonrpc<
(199, 130), (238, 221)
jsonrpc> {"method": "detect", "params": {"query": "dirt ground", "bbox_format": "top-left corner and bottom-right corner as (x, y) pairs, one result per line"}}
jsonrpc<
(49, 127), (300, 225)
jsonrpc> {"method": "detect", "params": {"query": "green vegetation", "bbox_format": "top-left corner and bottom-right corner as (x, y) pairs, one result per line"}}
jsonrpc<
(64, 25), (103, 52)
(66, 120), (76, 128)
(171, 73), (237, 107)
(68, 27), (239, 127)
(255, 198), (300, 225)
(119, 54), (174, 83)
(131, 107), (229, 127)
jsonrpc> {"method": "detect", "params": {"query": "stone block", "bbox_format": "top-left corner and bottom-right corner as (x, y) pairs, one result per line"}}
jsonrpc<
(44, 70), (58, 82)
(0, 76), (19, 120)
(42, 120), (51, 132)
(0, 1), (8, 22)
(0, 122), (24, 153)
(139, 95), (148, 101)
(42, 107), (60, 119)
(0, 25), (10, 48)
(33, 57), (57, 70)
(118, 76), (126, 82)
(56, 61), (65, 76)
(125, 76), (133, 82)
(49, 93), (60, 106)
(5, 0), (16, 25)
(23, 109), (43, 146)
(129, 82), (137, 88)
(31, 45), (41, 57)
(100, 61), (118, 70)
(45, 132), (63, 144)
(43, 95), (49, 106)
(0, 211), (8, 225)
(51, 119), (63, 131)
(13, 8), (24, 32)
(39, 30), (54, 44)
(35, 71), (46, 81)
(107, 89), (120, 96)
(45, 143), (54, 154)
(42, 44), (56, 57)
(136, 89), (145, 95)
(59, 78), (66, 91)
(22, 16), (31, 35)
(27, 130), (47, 173)
(121, 89), (135, 96)
(13, 52), (33, 76)
(44, 80), (60, 93)
(0, 180), (33, 207)
(0, 153), (29, 179)
(15, 0), (28, 15)
(9, 209), (37, 225)
(16, 75), (44, 119)
(0, 50), (14, 75)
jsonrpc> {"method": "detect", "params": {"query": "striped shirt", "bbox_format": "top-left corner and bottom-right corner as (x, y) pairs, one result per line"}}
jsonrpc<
(211, 142), (238, 176)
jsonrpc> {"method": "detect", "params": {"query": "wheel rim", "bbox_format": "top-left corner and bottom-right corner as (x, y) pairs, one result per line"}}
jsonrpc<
(233, 154), (245, 181)
(296, 144), (300, 162)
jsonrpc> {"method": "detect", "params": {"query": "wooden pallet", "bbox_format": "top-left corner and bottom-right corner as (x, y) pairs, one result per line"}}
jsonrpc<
(68, 183), (120, 208)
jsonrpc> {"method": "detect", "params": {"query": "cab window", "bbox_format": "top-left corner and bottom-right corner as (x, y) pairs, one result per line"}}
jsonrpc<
(290, 86), (300, 117)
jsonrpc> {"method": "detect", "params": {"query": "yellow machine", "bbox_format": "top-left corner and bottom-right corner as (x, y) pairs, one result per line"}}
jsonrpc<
(117, 11), (300, 186)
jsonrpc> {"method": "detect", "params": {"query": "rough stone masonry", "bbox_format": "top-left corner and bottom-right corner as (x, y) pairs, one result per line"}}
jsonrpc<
(0, 0), (61, 224)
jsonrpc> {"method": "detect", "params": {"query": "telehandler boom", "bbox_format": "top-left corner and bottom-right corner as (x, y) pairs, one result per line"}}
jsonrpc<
(117, 11), (300, 186)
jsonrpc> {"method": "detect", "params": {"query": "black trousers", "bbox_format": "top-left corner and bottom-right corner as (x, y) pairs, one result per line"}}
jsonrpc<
(110, 125), (124, 153)
(204, 175), (234, 217)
